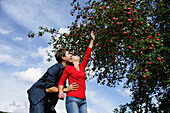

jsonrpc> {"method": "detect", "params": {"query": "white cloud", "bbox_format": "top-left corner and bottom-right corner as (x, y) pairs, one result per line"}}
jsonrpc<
(13, 37), (23, 41)
(31, 45), (55, 67)
(0, 27), (12, 34)
(0, 101), (27, 113)
(30, 27), (70, 67)
(55, 100), (67, 113)
(58, 28), (69, 34)
(115, 87), (131, 97)
(0, 54), (25, 66)
(87, 90), (116, 113)
(13, 67), (43, 83)
(0, 44), (26, 66)
(1, 0), (73, 31)
(0, 44), (12, 52)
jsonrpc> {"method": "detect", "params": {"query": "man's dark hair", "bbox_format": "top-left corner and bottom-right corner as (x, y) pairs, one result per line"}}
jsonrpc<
(55, 48), (68, 63)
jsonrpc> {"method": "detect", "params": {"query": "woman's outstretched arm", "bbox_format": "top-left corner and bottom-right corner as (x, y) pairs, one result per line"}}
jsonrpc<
(89, 31), (95, 48)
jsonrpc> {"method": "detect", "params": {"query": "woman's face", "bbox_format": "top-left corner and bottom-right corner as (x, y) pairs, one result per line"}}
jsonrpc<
(71, 55), (80, 62)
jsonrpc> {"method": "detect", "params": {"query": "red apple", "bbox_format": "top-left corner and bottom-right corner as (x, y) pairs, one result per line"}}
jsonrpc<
(139, 21), (143, 25)
(112, 60), (115, 63)
(90, 16), (93, 20)
(149, 46), (152, 50)
(126, 7), (131, 11)
(148, 36), (151, 39)
(127, 18), (132, 22)
(145, 69), (148, 72)
(112, 17), (116, 20)
(155, 66), (158, 69)
(120, 28), (124, 31)
(157, 57), (161, 61)
(116, 22), (121, 25)
(99, 7), (102, 10)
(149, 62), (152, 65)
(140, 51), (143, 54)
(128, 46), (131, 49)
(135, 53), (139, 56)
(133, 18), (136, 21)
(82, 15), (86, 18)
(63, 33), (66, 36)
(123, 31), (127, 35)
(149, 41), (153, 44)
(142, 75), (146, 78)
(73, 25), (77, 28)
(108, 52), (111, 55)
(74, 6), (77, 10)
(130, 1), (135, 4)
(31, 33), (34, 37)
(77, 14), (80, 18)
(127, 12), (131, 15)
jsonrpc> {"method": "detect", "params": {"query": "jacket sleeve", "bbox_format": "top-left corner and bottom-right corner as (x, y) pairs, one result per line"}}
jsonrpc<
(44, 65), (60, 89)
(80, 47), (92, 71)
(58, 67), (69, 87)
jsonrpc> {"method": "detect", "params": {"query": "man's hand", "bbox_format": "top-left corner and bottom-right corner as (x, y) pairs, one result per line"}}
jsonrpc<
(67, 82), (79, 92)
(58, 91), (65, 100)
(91, 31), (95, 40)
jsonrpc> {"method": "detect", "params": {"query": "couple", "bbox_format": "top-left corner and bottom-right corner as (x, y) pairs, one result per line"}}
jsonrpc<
(27, 31), (95, 113)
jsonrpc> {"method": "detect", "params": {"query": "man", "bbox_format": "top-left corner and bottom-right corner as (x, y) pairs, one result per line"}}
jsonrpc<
(27, 48), (78, 113)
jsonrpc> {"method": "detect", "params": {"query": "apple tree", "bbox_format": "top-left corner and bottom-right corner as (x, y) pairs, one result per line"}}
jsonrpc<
(28, 0), (169, 112)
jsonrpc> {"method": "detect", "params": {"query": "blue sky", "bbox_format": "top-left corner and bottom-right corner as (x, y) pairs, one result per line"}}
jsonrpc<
(0, 0), (131, 112)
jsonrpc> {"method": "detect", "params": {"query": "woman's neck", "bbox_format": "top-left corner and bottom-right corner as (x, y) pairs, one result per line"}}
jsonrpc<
(73, 61), (79, 70)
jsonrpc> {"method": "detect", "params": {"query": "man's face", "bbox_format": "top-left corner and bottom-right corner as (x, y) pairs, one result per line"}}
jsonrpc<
(63, 51), (72, 63)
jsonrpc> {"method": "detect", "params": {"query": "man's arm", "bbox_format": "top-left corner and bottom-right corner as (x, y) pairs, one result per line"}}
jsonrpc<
(58, 85), (65, 100)
(45, 82), (78, 93)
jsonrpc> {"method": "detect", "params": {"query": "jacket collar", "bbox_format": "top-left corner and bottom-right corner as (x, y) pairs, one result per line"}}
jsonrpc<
(58, 63), (65, 70)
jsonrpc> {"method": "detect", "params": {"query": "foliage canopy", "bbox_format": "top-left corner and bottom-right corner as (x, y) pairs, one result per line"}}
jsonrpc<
(28, 0), (170, 112)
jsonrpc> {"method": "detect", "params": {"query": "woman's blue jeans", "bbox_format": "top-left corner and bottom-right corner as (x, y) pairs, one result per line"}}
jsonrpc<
(66, 96), (87, 113)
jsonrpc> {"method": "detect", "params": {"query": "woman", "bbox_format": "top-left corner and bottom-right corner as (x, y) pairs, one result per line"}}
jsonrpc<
(58, 31), (95, 113)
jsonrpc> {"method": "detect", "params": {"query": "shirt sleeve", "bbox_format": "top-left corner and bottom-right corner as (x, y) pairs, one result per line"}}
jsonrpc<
(58, 67), (69, 87)
(80, 47), (92, 71)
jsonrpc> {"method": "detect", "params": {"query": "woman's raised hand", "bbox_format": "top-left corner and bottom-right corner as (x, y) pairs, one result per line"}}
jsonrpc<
(91, 31), (95, 41)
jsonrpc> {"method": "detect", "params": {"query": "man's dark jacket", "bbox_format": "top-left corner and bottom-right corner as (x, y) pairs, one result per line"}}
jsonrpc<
(27, 63), (65, 105)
